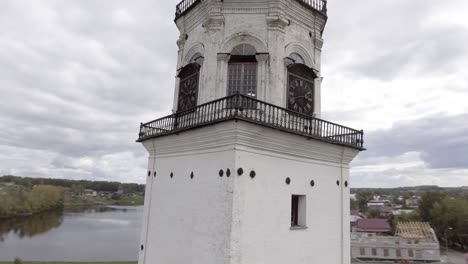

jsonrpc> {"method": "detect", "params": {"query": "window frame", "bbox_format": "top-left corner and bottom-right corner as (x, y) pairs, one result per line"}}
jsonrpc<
(290, 194), (307, 229)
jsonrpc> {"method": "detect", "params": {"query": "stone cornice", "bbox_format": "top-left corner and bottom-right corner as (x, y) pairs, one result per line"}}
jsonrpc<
(142, 121), (359, 165)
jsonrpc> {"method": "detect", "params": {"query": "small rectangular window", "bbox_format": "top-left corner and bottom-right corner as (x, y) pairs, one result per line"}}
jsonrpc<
(372, 248), (377, 256)
(408, 250), (414, 258)
(384, 249), (389, 257)
(291, 195), (307, 228)
(360, 248), (365, 256)
(396, 249), (401, 257)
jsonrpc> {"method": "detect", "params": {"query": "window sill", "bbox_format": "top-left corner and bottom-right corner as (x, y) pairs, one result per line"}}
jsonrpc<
(290, 225), (308, 230)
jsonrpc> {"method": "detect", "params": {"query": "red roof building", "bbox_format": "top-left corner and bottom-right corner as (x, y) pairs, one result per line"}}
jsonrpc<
(356, 218), (391, 233)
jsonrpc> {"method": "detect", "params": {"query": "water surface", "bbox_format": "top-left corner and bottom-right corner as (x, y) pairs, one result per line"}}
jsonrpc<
(0, 206), (142, 261)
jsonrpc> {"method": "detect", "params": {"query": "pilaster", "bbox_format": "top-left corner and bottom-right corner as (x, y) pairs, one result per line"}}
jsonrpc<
(255, 53), (270, 101)
(216, 53), (231, 99)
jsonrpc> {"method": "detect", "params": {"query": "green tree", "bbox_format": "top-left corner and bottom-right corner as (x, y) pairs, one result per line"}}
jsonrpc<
(418, 191), (446, 222)
(356, 190), (373, 212)
(430, 197), (468, 248)
(367, 209), (380, 218)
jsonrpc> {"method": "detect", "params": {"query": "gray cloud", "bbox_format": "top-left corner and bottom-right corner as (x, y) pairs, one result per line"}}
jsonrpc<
(0, 0), (467, 186)
(323, 0), (468, 81)
(358, 113), (468, 169)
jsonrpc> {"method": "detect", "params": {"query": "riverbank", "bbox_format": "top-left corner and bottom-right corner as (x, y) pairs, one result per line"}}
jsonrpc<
(0, 185), (64, 219)
(64, 194), (144, 208)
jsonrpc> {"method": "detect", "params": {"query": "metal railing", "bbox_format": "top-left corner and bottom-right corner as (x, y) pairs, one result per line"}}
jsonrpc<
(174, 0), (327, 20)
(138, 94), (364, 149)
(296, 0), (328, 14)
(175, 0), (201, 20)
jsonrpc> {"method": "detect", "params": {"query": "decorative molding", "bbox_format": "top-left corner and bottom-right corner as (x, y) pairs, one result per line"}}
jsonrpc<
(220, 32), (268, 53)
(314, 36), (324, 50)
(221, 8), (269, 14)
(285, 42), (314, 68)
(217, 53), (231, 62)
(255, 54), (270, 62)
(266, 16), (289, 32)
(177, 35), (186, 50)
(202, 15), (225, 32)
(184, 42), (205, 64)
(194, 56), (205, 66)
(283, 57), (295, 67)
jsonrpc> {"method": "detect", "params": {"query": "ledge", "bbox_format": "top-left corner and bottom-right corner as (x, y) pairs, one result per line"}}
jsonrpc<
(290, 225), (308, 230)
(137, 94), (365, 150)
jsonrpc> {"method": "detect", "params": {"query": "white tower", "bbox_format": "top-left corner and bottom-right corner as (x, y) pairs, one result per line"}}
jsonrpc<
(137, 1), (364, 264)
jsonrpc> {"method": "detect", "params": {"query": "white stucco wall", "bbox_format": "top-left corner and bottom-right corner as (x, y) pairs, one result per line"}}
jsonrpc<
(173, 0), (326, 117)
(231, 150), (350, 264)
(139, 148), (236, 264)
(138, 121), (359, 264)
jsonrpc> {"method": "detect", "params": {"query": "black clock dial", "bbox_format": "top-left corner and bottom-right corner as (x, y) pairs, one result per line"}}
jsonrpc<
(177, 74), (198, 111)
(287, 77), (314, 114)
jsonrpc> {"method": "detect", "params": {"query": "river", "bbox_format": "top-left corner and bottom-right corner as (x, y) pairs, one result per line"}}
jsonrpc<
(0, 206), (143, 262)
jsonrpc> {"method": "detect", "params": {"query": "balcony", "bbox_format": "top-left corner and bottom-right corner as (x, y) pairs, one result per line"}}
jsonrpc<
(137, 94), (364, 150)
(175, 0), (327, 21)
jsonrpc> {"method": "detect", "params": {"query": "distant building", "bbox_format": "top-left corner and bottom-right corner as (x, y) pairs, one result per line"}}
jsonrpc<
(350, 210), (364, 229)
(392, 209), (414, 216)
(356, 218), (391, 233)
(367, 199), (392, 212)
(84, 189), (97, 197)
(0, 182), (14, 187)
(405, 196), (420, 208)
(351, 222), (440, 262)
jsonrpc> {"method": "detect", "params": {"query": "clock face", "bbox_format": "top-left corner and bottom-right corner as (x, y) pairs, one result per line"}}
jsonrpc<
(287, 77), (314, 115)
(177, 74), (198, 112)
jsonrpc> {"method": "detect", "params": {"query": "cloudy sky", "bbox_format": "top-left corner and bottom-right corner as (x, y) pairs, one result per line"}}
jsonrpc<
(0, 0), (467, 187)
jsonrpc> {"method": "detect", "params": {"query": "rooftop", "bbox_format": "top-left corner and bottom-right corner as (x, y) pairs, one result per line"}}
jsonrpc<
(395, 221), (437, 242)
(356, 218), (391, 233)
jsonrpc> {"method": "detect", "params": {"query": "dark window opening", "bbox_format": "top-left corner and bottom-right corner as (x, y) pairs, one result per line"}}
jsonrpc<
(291, 195), (306, 228)
(291, 195), (299, 226)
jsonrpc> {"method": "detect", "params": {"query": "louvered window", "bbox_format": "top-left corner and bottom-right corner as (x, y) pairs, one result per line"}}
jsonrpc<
(227, 63), (257, 97)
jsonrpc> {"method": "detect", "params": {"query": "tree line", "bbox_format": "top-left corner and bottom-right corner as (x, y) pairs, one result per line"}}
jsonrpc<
(0, 175), (145, 194)
(0, 185), (64, 218)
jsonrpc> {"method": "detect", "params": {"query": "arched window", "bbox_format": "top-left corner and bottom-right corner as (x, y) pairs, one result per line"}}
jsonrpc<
(227, 44), (257, 98)
(231, 44), (257, 56)
(289, 52), (305, 64)
(190, 52), (202, 63)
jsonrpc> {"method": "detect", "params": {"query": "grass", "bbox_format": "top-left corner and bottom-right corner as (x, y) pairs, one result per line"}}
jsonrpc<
(63, 194), (144, 208)
(0, 262), (137, 264)
(113, 196), (144, 206)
